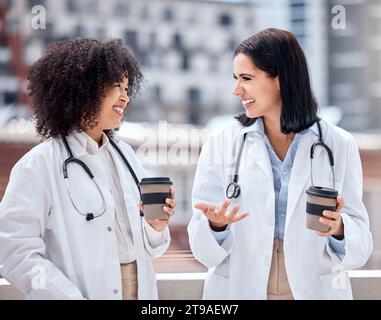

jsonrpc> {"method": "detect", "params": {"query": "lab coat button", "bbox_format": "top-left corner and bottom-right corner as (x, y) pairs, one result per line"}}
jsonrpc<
(113, 289), (118, 294)
(265, 254), (271, 266)
(107, 226), (112, 232)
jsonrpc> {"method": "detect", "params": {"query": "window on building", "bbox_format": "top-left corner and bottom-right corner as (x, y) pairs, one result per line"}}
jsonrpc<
(0, 62), (10, 74)
(181, 51), (190, 71)
(149, 32), (157, 51)
(37, 22), (54, 43)
(152, 85), (162, 104)
(209, 55), (218, 72)
(125, 30), (138, 52)
(290, 1), (306, 23)
(173, 33), (183, 50)
(4, 91), (17, 105)
(97, 27), (106, 39)
(74, 25), (86, 37)
(138, 50), (149, 67)
(163, 7), (174, 22)
(114, 1), (128, 17)
(227, 38), (237, 51)
(86, 0), (98, 14)
(188, 87), (201, 125)
(219, 13), (232, 26)
(290, 1), (306, 8)
(67, 0), (77, 13)
(29, 0), (45, 7)
(141, 5), (149, 19)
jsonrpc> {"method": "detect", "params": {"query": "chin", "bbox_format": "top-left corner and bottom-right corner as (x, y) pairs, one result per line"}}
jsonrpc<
(245, 110), (261, 118)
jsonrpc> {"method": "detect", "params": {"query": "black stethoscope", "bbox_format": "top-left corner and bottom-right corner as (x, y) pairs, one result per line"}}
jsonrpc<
(61, 134), (143, 221)
(225, 121), (335, 199)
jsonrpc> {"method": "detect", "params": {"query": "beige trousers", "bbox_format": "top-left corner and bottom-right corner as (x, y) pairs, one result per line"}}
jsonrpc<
(120, 261), (138, 300)
(267, 239), (294, 300)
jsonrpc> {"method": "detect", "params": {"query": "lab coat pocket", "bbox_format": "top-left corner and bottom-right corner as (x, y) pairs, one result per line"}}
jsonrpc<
(318, 273), (352, 300)
(203, 272), (229, 300)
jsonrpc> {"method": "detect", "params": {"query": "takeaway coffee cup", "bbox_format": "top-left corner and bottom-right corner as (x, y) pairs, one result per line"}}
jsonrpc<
(306, 186), (338, 232)
(139, 177), (173, 220)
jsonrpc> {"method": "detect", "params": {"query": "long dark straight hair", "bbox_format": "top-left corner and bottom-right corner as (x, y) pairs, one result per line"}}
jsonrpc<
(234, 28), (319, 133)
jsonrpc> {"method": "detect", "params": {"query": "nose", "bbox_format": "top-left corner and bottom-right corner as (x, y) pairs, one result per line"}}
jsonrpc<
(120, 92), (129, 105)
(232, 80), (243, 96)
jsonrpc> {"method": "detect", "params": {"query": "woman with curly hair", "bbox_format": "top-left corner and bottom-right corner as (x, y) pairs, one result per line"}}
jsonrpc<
(0, 38), (176, 300)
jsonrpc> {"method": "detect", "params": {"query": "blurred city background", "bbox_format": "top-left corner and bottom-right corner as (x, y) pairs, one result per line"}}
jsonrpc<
(0, 0), (380, 275)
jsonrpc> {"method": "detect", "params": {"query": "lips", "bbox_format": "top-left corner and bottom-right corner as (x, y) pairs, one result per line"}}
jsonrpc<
(241, 98), (256, 105)
(113, 105), (125, 116)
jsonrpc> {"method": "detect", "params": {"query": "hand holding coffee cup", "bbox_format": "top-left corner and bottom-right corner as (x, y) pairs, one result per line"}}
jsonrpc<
(316, 195), (344, 238)
(305, 185), (344, 238)
(139, 177), (175, 232)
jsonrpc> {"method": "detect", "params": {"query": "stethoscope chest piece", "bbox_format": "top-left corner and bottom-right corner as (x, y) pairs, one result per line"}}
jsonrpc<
(86, 213), (95, 221)
(226, 182), (241, 199)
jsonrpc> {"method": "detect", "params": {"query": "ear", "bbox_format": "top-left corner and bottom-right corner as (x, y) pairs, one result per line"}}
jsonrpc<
(275, 76), (280, 91)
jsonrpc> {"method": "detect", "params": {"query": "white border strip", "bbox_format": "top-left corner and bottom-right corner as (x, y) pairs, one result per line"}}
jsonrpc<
(1, 270), (381, 286)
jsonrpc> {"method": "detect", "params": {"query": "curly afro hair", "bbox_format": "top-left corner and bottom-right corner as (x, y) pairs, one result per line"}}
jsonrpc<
(27, 38), (144, 139)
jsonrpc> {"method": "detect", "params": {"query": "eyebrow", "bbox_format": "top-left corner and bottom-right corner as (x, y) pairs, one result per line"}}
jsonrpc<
(233, 73), (255, 78)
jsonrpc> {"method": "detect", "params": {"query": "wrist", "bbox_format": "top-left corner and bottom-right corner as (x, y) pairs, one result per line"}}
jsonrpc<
(209, 221), (228, 232)
(332, 220), (344, 239)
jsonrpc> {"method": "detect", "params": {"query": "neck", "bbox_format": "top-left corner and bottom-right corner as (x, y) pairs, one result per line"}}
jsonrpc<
(263, 113), (294, 143)
(85, 127), (103, 147)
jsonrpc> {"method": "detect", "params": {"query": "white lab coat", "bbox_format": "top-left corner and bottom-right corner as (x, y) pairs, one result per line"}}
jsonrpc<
(0, 135), (170, 299)
(188, 120), (373, 300)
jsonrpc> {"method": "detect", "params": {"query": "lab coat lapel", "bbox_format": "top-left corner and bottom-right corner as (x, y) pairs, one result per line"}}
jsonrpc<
(285, 130), (322, 231)
(250, 137), (273, 180)
(106, 140), (140, 201)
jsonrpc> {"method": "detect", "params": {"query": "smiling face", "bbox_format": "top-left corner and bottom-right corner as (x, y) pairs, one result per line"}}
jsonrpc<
(233, 53), (282, 120)
(84, 76), (129, 143)
(94, 76), (130, 130)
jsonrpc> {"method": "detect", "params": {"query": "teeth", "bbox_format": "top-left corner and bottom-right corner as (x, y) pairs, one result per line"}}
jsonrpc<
(242, 99), (256, 105)
(113, 106), (124, 114)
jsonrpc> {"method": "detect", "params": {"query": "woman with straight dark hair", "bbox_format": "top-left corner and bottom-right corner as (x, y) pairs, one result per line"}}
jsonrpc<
(188, 28), (372, 300)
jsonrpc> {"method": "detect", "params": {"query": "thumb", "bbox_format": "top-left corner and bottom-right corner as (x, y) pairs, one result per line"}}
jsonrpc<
(336, 196), (345, 212)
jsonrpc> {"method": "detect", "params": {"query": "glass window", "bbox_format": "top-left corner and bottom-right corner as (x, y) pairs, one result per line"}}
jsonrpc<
(181, 51), (190, 71)
(29, 0), (45, 8)
(141, 5), (149, 19)
(4, 91), (17, 105)
(67, 0), (77, 13)
(114, 1), (128, 17)
(188, 87), (201, 124)
(152, 85), (162, 104)
(125, 30), (138, 52)
(219, 13), (232, 26)
(163, 7), (174, 22)
(173, 33), (183, 50)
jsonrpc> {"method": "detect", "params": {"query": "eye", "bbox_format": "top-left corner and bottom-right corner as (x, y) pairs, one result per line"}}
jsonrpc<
(233, 75), (238, 80)
(113, 83), (121, 87)
(242, 76), (252, 81)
